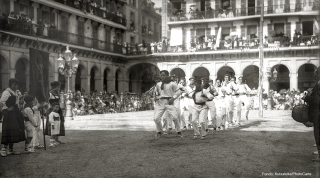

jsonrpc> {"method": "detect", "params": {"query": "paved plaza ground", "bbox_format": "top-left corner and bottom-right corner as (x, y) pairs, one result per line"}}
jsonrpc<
(0, 110), (319, 178)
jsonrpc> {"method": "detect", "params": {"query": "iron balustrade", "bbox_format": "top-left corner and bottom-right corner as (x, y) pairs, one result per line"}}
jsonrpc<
(169, 2), (319, 22)
(54, 0), (127, 26)
(0, 18), (129, 55)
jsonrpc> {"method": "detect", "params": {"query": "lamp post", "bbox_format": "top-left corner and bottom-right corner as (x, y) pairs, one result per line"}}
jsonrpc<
(265, 67), (278, 110)
(57, 46), (79, 120)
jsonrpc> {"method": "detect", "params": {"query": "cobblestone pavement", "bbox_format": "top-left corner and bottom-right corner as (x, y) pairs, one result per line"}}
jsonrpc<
(0, 110), (319, 178)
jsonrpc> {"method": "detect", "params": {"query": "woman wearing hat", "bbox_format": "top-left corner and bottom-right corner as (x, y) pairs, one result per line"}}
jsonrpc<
(0, 78), (26, 157)
(45, 81), (66, 144)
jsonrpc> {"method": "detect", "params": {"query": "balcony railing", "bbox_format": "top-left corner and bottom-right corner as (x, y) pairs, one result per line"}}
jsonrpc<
(54, 0), (127, 26)
(1, 18), (128, 55)
(169, 2), (318, 22)
(155, 35), (318, 53)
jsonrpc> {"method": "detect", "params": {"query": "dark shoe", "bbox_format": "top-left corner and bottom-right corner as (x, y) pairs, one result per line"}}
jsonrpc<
(56, 140), (65, 144)
(155, 132), (162, 139)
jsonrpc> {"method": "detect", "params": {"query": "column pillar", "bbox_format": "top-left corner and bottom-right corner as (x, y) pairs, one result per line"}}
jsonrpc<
(106, 77), (115, 92)
(54, 72), (59, 81)
(10, 0), (16, 13)
(99, 76), (104, 92)
(32, 2), (39, 29)
(94, 76), (101, 92)
(71, 74), (76, 93)
(290, 73), (298, 91)
(25, 73), (30, 92)
(1, 70), (10, 91)
(9, 69), (16, 78)
(80, 75), (88, 94)
(86, 75), (91, 94)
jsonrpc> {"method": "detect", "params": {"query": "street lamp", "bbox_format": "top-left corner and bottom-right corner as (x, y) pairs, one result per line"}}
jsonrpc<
(265, 67), (278, 110)
(57, 46), (79, 120)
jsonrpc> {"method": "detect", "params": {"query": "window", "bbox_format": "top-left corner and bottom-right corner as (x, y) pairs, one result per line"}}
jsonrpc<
(19, 4), (28, 16)
(42, 11), (50, 24)
(302, 21), (313, 36)
(130, 0), (136, 7)
(274, 23), (285, 37)
(130, 36), (135, 44)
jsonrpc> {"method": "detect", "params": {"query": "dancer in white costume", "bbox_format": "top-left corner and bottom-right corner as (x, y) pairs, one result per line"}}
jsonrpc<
(176, 78), (188, 130)
(190, 78), (213, 140)
(221, 74), (238, 129)
(154, 70), (183, 139)
(214, 79), (227, 130)
(181, 77), (195, 129)
(201, 77), (217, 132)
(236, 75), (251, 123)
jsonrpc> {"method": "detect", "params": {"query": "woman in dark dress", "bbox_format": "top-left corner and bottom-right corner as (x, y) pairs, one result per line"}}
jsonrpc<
(45, 81), (65, 144)
(0, 78), (25, 157)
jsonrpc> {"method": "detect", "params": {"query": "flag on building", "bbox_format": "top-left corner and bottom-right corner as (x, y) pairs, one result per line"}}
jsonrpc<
(29, 48), (49, 103)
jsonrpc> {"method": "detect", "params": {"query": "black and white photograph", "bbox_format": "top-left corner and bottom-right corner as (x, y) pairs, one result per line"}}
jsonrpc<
(0, 0), (320, 177)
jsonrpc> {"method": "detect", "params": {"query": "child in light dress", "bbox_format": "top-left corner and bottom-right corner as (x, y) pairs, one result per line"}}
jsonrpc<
(48, 102), (61, 147)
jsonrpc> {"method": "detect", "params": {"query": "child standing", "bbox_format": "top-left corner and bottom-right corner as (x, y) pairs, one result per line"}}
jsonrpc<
(22, 95), (38, 153)
(48, 102), (61, 147)
(32, 99), (45, 148)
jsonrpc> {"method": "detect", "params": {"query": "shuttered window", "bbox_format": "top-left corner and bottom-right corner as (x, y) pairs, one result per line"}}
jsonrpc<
(286, 22), (291, 36)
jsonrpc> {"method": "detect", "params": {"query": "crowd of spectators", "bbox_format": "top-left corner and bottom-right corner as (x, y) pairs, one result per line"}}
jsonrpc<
(249, 88), (309, 110)
(160, 32), (317, 53)
(66, 91), (154, 116)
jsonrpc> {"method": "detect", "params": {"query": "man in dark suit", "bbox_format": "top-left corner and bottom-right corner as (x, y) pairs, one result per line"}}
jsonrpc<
(303, 66), (320, 162)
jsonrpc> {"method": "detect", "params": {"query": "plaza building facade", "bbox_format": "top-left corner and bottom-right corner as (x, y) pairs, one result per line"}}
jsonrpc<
(0, 0), (161, 94)
(139, 0), (320, 94)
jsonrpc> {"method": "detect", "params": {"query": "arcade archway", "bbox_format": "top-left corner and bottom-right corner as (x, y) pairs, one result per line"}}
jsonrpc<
(298, 63), (317, 92)
(217, 66), (235, 81)
(0, 55), (9, 91)
(270, 64), (290, 92)
(243, 65), (259, 89)
(128, 63), (160, 94)
(75, 64), (86, 92)
(192, 67), (210, 79)
(170, 68), (186, 80)
(103, 67), (112, 92)
(90, 66), (100, 93)
(15, 58), (28, 92)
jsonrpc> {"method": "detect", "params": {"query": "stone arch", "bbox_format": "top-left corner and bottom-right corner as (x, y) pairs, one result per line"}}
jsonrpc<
(192, 67), (210, 79)
(127, 63), (160, 94)
(75, 64), (86, 92)
(243, 65), (259, 89)
(0, 54), (9, 91)
(90, 66), (100, 93)
(270, 64), (290, 92)
(15, 58), (29, 93)
(298, 63), (317, 92)
(103, 66), (112, 92)
(216, 66), (235, 81)
(170, 68), (186, 80)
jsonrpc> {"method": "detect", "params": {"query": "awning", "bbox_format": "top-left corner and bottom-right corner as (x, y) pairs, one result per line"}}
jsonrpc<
(170, 27), (183, 46)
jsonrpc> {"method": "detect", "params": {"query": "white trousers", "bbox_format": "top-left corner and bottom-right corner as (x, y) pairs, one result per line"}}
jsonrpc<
(206, 100), (216, 128)
(224, 95), (234, 124)
(234, 95), (250, 123)
(191, 104), (208, 137)
(214, 97), (227, 128)
(154, 98), (180, 133)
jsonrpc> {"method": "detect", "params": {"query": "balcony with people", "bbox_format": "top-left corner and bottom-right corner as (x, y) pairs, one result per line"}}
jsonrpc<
(0, 13), (129, 55)
(168, 2), (318, 23)
(53, 0), (127, 26)
(154, 32), (318, 54)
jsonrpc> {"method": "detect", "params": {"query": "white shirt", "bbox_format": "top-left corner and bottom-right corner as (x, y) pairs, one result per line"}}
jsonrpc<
(237, 83), (251, 94)
(155, 81), (180, 99)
